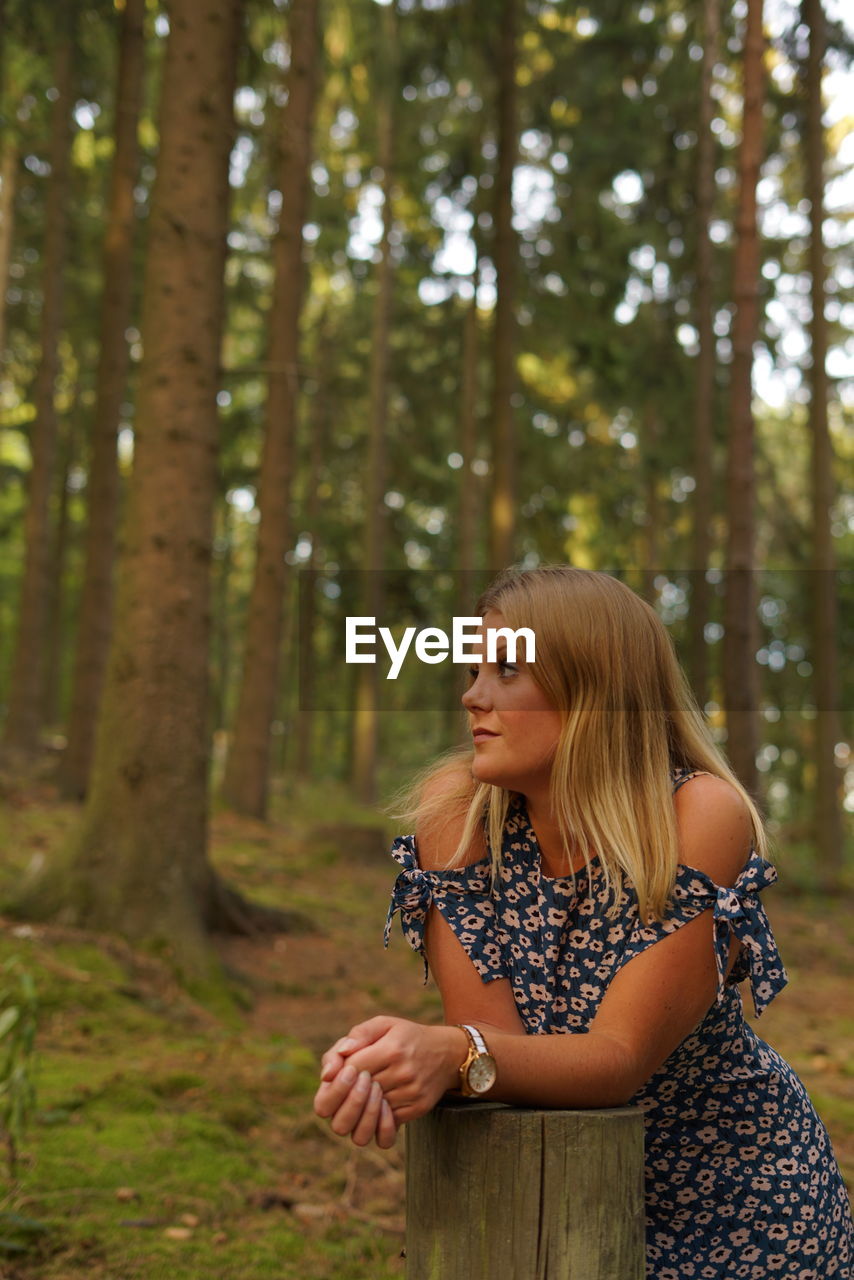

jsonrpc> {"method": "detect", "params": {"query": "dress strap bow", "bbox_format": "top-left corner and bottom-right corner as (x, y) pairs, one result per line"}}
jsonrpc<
(383, 835), (501, 984)
(708, 851), (788, 1016)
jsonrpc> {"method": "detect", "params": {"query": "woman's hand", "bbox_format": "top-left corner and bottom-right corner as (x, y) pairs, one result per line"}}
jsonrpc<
(313, 1016), (466, 1143)
(313, 1053), (399, 1149)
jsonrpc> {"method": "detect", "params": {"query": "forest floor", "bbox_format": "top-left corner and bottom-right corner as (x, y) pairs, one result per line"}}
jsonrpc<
(0, 777), (851, 1279)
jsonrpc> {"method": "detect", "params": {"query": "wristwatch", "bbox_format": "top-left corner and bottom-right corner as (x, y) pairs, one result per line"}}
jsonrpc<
(456, 1023), (498, 1096)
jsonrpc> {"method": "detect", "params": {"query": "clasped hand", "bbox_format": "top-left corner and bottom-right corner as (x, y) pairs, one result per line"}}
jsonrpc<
(312, 1015), (458, 1149)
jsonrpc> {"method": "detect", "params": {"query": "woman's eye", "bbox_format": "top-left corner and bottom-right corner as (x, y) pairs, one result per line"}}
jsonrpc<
(466, 661), (517, 681)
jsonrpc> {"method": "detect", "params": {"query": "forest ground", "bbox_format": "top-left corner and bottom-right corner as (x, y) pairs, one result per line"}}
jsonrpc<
(0, 776), (850, 1279)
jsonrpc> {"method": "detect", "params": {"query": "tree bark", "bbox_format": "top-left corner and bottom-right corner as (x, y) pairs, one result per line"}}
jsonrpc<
(488, 0), (519, 571)
(0, 0), (16, 482)
(802, 0), (843, 890)
(221, 0), (320, 817)
(8, 0), (301, 984)
(43, 387), (79, 728)
(0, 23), (75, 762)
(0, 139), (17, 389)
(447, 247), (484, 747)
(640, 407), (662, 607)
(722, 0), (764, 803)
(351, 0), (397, 806)
(211, 496), (235, 736)
(295, 319), (331, 779)
(58, 0), (145, 799)
(688, 0), (720, 714)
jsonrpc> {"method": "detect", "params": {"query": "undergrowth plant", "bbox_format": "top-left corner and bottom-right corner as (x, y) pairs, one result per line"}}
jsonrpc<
(0, 956), (39, 1182)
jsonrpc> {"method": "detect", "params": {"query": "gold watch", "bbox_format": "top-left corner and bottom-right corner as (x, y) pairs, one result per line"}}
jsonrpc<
(456, 1023), (498, 1096)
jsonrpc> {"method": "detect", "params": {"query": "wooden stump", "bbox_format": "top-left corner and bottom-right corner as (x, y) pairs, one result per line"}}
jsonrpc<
(404, 1099), (645, 1280)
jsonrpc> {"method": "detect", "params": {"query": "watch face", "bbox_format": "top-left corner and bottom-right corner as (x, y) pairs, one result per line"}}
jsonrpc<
(468, 1053), (497, 1094)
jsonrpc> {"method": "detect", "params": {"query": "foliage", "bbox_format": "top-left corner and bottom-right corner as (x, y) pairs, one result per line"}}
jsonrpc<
(0, 956), (39, 1182)
(0, 0), (850, 823)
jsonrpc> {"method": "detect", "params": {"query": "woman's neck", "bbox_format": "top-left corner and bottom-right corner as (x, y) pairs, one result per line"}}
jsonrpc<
(523, 794), (591, 876)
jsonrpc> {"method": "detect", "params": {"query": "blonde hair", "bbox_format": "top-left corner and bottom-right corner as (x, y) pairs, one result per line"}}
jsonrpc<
(382, 564), (772, 924)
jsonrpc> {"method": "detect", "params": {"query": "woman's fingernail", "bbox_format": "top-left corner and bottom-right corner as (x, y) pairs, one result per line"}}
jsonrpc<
(340, 1064), (356, 1085)
(337, 1038), (357, 1053)
(320, 1060), (336, 1080)
(355, 1070), (371, 1094)
(370, 1081), (382, 1102)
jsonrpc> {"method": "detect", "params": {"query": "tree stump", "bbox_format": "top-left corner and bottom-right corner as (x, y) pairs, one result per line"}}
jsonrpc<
(404, 1099), (645, 1279)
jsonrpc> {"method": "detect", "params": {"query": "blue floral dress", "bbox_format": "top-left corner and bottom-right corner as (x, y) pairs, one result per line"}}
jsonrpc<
(383, 764), (854, 1279)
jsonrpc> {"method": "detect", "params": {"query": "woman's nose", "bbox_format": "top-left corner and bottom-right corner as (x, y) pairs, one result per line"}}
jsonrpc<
(462, 677), (490, 711)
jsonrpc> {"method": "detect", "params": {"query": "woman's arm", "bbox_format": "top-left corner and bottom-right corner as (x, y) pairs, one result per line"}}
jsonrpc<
(316, 775), (752, 1125)
(314, 773), (523, 1141)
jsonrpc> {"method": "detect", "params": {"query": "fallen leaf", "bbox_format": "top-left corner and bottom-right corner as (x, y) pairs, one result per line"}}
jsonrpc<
(292, 1202), (331, 1222)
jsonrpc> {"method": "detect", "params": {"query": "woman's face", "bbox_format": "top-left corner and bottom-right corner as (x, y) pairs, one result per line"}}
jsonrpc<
(461, 608), (563, 797)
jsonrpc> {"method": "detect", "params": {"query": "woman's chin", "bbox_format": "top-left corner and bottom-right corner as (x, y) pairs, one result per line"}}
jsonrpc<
(471, 760), (515, 790)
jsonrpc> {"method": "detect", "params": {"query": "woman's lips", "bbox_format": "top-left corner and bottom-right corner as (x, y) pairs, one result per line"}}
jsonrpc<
(473, 730), (498, 742)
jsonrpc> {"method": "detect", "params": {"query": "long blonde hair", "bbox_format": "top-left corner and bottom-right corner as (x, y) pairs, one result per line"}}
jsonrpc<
(383, 565), (772, 924)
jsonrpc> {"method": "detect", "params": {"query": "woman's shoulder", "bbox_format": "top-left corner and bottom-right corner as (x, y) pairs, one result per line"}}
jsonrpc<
(414, 763), (488, 873)
(670, 769), (756, 888)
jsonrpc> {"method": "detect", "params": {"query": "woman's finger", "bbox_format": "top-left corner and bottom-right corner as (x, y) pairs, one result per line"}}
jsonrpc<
(329, 1069), (374, 1137)
(314, 1064), (359, 1118)
(375, 1098), (398, 1149)
(350, 1079), (383, 1147)
(319, 1049), (345, 1082)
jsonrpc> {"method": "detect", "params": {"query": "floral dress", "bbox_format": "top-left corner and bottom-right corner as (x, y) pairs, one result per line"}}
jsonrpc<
(383, 764), (854, 1279)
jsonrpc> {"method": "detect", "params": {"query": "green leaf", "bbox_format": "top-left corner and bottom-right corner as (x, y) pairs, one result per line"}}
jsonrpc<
(0, 1008), (20, 1039)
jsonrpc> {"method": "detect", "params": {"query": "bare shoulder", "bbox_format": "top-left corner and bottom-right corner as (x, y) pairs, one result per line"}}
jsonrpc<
(415, 762), (487, 871)
(672, 772), (754, 887)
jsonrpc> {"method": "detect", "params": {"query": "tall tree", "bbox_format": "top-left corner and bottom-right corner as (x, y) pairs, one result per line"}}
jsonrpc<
(10, 0), (286, 982)
(0, 0), (11, 433)
(722, 0), (764, 801)
(0, 12), (75, 761)
(802, 0), (843, 889)
(59, 0), (145, 799)
(487, 0), (519, 570)
(43, 387), (78, 727)
(221, 0), (321, 817)
(295, 316), (331, 779)
(688, 0), (721, 712)
(0, 138), (17, 429)
(350, 0), (397, 806)
(447, 244), (484, 747)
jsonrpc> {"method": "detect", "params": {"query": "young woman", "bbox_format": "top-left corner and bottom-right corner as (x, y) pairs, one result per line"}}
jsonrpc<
(313, 566), (853, 1278)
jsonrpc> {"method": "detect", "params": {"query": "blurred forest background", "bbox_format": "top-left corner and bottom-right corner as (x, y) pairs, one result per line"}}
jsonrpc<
(0, 0), (852, 984)
(0, 0), (851, 1274)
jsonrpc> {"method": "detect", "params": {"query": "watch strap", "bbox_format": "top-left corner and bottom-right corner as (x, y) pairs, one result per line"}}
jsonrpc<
(458, 1023), (489, 1057)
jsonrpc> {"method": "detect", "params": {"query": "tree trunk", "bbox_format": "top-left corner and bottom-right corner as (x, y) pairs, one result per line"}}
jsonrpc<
(0, 24), (75, 763)
(43, 388), (79, 729)
(0, 139), (17, 392)
(58, 0), (145, 799)
(688, 0), (720, 714)
(447, 248), (483, 747)
(722, 0), (764, 803)
(211, 496), (235, 736)
(221, 0), (320, 818)
(488, 0), (519, 571)
(8, 0), (301, 985)
(640, 407), (662, 607)
(0, 0), (16, 484)
(295, 320), (331, 779)
(802, 0), (843, 890)
(351, 0), (397, 806)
